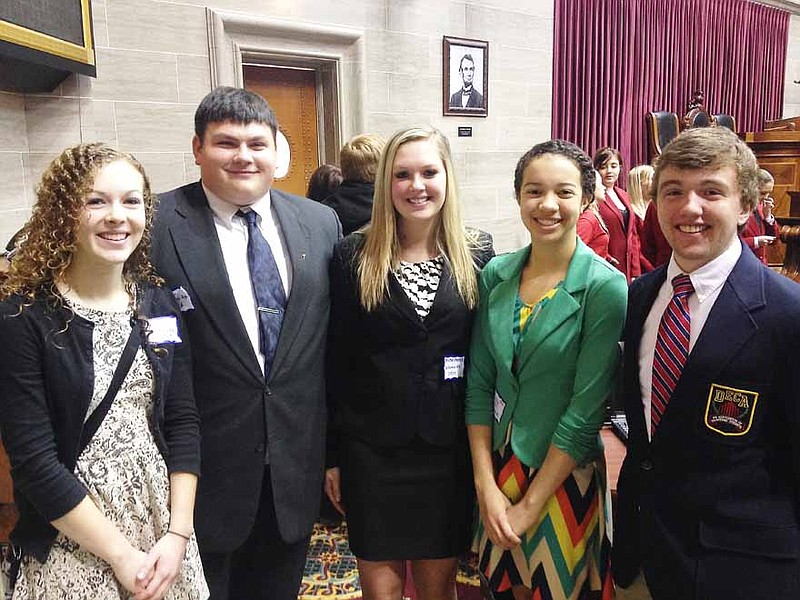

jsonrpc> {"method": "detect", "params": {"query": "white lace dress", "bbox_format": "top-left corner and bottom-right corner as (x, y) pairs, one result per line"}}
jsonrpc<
(13, 300), (208, 600)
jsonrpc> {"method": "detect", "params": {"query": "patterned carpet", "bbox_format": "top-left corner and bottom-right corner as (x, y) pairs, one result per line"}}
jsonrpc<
(299, 521), (485, 599)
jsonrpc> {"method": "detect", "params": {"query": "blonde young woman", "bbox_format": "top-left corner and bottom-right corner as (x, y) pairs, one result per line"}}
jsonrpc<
(325, 126), (493, 599)
(627, 164), (655, 221)
(0, 144), (207, 600)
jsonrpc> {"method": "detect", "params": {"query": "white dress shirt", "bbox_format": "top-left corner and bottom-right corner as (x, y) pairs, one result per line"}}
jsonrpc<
(204, 184), (292, 373)
(638, 238), (741, 437)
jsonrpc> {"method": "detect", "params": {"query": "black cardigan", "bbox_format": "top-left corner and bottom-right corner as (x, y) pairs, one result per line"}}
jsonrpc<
(0, 283), (200, 562)
(326, 230), (494, 465)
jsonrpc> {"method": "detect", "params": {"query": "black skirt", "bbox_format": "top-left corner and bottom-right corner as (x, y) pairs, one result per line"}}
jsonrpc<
(339, 434), (474, 561)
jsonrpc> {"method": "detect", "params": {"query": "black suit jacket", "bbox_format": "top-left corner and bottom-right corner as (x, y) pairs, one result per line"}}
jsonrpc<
(613, 245), (800, 599)
(152, 182), (341, 551)
(326, 231), (493, 463)
(449, 88), (484, 109)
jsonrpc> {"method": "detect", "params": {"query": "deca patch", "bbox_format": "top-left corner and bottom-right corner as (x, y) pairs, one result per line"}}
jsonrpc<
(704, 383), (759, 436)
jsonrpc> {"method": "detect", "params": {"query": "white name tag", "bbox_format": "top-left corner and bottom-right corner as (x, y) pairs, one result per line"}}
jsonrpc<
(171, 286), (195, 312)
(146, 316), (182, 344)
(443, 356), (465, 380)
(493, 391), (506, 422)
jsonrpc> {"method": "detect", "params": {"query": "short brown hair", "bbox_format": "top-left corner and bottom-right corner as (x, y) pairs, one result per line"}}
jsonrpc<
(340, 134), (385, 183)
(653, 127), (759, 212)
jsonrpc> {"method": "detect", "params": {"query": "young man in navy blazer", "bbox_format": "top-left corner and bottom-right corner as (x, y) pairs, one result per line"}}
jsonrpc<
(152, 87), (341, 600)
(613, 127), (800, 599)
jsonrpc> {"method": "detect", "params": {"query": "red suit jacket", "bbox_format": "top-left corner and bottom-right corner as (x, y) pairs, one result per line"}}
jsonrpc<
(740, 204), (779, 265)
(640, 201), (671, 269)
(597, 186), (652, 282)
(577, 210), (610, 260)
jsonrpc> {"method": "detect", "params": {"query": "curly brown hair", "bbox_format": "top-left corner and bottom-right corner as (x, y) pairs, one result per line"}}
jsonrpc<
(0, 143), (161, 304)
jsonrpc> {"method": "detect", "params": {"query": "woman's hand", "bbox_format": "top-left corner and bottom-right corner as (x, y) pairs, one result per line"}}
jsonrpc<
(131, 532), (188, 600)
(324, 467), (345, 516)
(505, 499), (542, 539)
(476, 482), (520, 550)
(108, 545), (150, 595)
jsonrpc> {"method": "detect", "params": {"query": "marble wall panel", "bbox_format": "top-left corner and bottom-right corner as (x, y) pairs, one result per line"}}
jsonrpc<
(80, 49), (179, 103)
(366, 30), (433, 76)
(114, 103), (196, 153)
(105, 0), (208, 55)
(177, 55), (212, 105)
(80, 99), (118, 146)
(0, 209), (30, 248)
(24, 97), (81, 153)
(134, 152), (190, 194)
(0, 154), (27, 213)
(0, 94), (28, 152)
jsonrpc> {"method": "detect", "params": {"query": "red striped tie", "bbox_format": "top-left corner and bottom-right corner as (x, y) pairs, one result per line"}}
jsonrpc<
(651, 273), (694, 432)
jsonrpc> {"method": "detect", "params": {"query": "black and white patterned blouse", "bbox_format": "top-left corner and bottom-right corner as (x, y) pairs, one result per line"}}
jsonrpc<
(393, 255), (444, 319)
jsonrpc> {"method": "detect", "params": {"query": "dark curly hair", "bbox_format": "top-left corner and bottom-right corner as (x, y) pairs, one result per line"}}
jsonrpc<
(0, 143), (161, 304)
(514, 139), (596, 201)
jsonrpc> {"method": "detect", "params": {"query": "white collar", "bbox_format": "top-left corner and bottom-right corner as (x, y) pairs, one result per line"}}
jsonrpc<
(666, 237), (741, 303)
(202, 183), (272, 229)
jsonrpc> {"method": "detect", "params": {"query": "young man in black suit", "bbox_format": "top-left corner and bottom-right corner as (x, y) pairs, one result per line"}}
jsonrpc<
(152, 87), (341, 600)
(613, 127), (800, 599)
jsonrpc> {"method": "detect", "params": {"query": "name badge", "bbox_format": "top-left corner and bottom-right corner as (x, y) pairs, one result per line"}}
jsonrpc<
(493, 391), (506, 423)
(172, 286), (195, 312)
(443, 356), (465, 380)
(704, 383), (759, 436)
(146, 316), (182, 344)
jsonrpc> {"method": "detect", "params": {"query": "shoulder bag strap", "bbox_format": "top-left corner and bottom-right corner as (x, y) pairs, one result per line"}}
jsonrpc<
(79, 321), (142, 454)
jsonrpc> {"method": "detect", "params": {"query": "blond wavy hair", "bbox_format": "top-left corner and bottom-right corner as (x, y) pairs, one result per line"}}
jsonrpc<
(0, 143), (161, 305)
(358, 126), (482, 311)
(628, 164), (654, 220)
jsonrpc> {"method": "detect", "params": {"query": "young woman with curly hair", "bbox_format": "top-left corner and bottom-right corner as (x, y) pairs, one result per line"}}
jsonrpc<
(0, 143), (208, 600)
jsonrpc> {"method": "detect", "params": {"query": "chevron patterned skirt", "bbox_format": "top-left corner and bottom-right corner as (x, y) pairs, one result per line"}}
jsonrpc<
(473, 443), (613, 600)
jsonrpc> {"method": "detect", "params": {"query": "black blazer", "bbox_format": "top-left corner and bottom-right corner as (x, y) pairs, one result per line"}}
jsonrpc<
(449, 88), (484, 109)
(326, 231), (494, 463)
(0, 284), (199, 562)
(152, 182), (341, 552)
(613, 245), (800, 599)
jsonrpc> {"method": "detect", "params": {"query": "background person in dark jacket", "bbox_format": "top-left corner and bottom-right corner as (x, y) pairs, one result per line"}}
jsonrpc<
(0, 143), (206, 599)
(322, 133), (385, 235)
(306, 164), (343, 203)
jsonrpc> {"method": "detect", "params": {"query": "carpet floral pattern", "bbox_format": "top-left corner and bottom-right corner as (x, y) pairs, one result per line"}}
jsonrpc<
(300, 521), (484, 599)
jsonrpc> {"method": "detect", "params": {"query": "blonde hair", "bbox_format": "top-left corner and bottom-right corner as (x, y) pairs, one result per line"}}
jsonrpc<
(357, 127), (481, 311)
(628, 165), (654, 220)
(340, 134), (386, 183)
(0, 143), (160, 304)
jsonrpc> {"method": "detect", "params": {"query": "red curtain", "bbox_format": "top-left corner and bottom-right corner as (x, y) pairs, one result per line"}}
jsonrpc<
(552, 0), (790, 171)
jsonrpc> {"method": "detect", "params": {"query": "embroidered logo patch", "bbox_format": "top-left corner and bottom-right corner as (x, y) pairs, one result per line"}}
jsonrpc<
(704, 383), (759, 436)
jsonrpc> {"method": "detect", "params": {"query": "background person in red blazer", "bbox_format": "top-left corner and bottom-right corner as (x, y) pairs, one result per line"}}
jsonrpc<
(740, 168), (779, 265)
(577, 169), (610, 260)
(640, 200), (672, 268)
(593, 147), (653, 282)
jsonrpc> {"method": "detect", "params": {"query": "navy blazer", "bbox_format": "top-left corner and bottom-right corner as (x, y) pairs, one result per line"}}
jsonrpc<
(326, 231), (494, 463)
(613, 244), (800, 599)
(0, 284), (198, 562)
(152, 182), (341, 551)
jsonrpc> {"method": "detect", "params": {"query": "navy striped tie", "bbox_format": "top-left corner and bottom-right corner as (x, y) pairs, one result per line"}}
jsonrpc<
(238, 209), (286, 378)
(651, 273), (693, 433)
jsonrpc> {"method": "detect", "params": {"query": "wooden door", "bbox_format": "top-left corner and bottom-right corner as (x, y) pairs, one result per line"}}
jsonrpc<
(244, 65), (319, 197)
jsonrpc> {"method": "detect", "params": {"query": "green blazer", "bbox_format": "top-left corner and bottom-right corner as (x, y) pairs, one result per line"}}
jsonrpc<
(465, 239), (627, 468)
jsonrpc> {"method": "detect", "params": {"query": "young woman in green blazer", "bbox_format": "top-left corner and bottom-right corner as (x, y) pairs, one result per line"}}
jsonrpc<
(466, 140), (627, 600)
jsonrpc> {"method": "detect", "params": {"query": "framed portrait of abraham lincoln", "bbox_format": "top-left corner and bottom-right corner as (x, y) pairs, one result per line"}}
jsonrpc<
(443, 36), (488, 117)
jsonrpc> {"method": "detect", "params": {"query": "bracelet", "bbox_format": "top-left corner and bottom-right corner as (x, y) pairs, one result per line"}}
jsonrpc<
(167, 529), (192, 541)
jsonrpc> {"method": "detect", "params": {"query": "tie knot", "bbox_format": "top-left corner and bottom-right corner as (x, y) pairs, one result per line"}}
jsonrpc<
(671, 273), (694, 296)
(237, 209), (258, 226)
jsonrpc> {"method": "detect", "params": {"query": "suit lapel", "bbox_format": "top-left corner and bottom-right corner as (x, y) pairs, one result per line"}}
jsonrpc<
(604, 194), (626, 229)
(385, 271), (426, 328)
(516, 242), (593, 370)
(169, 183), (262, 381)
(487, 247), (529, 379)
(626, 267), (667, 446)
(268, 190), (313, 380)
(680, 249), (763, 386)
